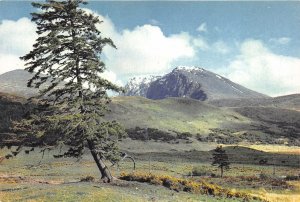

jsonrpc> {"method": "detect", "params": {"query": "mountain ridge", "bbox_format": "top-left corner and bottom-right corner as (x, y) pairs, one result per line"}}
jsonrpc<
(124, 66), (268, 101)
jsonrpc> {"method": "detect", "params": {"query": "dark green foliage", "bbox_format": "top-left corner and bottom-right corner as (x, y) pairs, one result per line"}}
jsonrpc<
(0, 93), (27, 133)
(125, 127), (193, 141)
(80, 175), (95, 182)
(176, 132), (192, 140)
(2, 0), (126, 182)
(285, 175), (300, 180)
(190, 167), (214, 177)
(126, 127), (176, 141)
(212, 146), (230, 177)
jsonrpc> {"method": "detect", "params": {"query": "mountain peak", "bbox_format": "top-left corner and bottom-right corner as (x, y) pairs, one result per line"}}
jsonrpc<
(124, 66), (268, 100)
(173, 66), (204, 73)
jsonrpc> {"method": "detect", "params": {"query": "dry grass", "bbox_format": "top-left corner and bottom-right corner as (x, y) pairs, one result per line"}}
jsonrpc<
(238, 144), (300, 155)
(255, 192), (300, 202)
(249, 181), (300, 202)
(120, 172), (262, 201)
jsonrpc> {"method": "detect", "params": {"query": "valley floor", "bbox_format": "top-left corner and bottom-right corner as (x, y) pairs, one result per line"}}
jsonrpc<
(0, 142), (299, 202)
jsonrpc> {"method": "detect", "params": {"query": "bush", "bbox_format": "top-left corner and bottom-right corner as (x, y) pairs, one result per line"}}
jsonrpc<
(285, 175), (300, 180)
(120, 172), (257, 200)
(259, 173), (271, 180)
(126, 127), (176, 141)
(190, 167), (213, 177)
(177, 132), (192, 140)
(80, 175), (95, 182)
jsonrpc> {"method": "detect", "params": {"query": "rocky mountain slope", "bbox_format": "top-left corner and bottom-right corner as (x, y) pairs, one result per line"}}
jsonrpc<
(124, 66), (267, 101)
(123, 75), (161, 97)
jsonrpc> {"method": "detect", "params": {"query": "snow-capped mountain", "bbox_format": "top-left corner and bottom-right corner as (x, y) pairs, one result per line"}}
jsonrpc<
(124, 66), (268, 100)
(123, 75), (161, 97)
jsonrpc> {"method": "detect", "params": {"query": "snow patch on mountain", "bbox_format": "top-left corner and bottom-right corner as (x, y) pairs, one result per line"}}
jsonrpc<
(174, 66), (204, 72)
(216, 75), (222, 79)
(123, 75), (161, 96)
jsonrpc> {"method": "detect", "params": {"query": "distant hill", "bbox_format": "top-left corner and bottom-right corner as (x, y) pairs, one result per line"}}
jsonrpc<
(0, 93), (299, 145)
(124, 66), (267, 101)
(208, 94), (300, 111)
(0, 69), (66, 98)
(0, 69), (38, 97)
(107, 96), (246, 134)
(107, 96), (300, 145)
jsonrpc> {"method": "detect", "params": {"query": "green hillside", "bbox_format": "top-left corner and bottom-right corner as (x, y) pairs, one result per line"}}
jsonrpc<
(1, 94), (299, 145)
(0, 92), (26, 133)
(108, 96), (251, 134)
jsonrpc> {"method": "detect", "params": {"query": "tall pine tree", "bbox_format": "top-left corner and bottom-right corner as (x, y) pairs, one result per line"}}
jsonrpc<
(9, 0), (125, 183)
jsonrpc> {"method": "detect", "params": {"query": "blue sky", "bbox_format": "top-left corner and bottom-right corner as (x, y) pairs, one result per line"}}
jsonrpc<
(0, 1), (300, 96)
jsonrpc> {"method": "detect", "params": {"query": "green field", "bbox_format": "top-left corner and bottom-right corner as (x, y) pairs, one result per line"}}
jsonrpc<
(1, 143), (299, 202)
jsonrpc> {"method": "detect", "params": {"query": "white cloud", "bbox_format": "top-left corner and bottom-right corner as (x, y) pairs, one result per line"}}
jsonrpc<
(90, 11), (195, 78)
(0, 10), (195, 84)
(192, 38), (230, 55)
(212, 41), (230, 54)
(196, 22), (207, 33)
(0, 54), (25, 74)
(106, 25), (195, 77)
(149, 19), (160, 26)
(226, 39), (300, 96)
(269, 37), (291, 45)
(193, 36), (209, 50)
(101, 70), (123, 86)
(0, 17), (37, 74)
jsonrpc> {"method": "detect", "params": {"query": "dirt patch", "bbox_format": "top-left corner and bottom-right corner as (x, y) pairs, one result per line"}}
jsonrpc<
(0, 175), (64, 185)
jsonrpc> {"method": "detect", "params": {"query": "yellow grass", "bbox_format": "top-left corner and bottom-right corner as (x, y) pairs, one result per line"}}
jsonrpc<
(259, 193), (300, 202)
(251, 181), (300, 202)
(242, 144), (300, 154)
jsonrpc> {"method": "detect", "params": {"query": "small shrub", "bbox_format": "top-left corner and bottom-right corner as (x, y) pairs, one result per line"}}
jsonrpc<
(80, 176), (95, 182)
(240, 175), (259, 182)
(259, 173), (271, 180)
(190, 167), (213, 176)
(177, 132), (193, 140)
(285, 175), (300, 181)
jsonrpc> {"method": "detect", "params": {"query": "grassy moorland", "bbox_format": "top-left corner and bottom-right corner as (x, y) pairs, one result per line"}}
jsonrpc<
(108, 96), (300, 145)
(0, 143), (299, 202)
(1, 94), (300, 145)
(0, 94), (299, 201)
(108, 96), (250, 134)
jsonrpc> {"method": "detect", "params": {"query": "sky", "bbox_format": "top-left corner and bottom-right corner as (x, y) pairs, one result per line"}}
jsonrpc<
(0, 1), (300, 96)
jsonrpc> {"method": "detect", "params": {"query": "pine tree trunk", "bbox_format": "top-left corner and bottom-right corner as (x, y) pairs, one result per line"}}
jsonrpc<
(87, 140), (113, 183)
(220, 166), (224, 178)
(98, 157), (113, 183)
